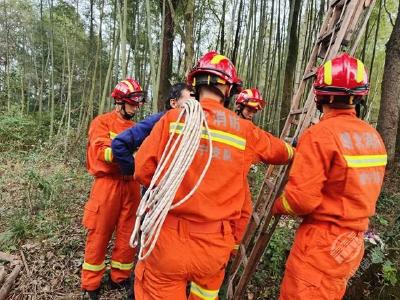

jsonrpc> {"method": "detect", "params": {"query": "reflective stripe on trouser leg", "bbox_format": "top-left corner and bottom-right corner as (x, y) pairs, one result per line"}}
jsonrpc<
(83, 261), (106, 272)
(111, 260), (134, 271)
(190, 282), (219, 300)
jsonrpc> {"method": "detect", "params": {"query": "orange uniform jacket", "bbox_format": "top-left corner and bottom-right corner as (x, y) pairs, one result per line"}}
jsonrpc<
(86, 110), (136, 176)
(231, 155), (260, 246)
(135, 98), (294, 224)
(273, 109), (387, 231)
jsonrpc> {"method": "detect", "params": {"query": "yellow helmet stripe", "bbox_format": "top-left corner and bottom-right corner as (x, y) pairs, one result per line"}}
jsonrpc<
(210, 54), (227, 65)
(216, 77), (227, 84)
(122, 80), (135, 93)
(356, 59), (365, 83)
(246, 89), (253, 97)
(324, 60), (333, 85)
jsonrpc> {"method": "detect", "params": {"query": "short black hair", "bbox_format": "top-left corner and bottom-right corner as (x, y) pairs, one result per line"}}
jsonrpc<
(165, 83), (192, 110)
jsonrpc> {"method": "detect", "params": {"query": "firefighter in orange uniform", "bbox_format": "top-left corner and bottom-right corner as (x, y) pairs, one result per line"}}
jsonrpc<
(133, 51), (294, 300)
(81, 78), (145, 299)
(234, 88), (266, 121)
(272, 53), (387, 299)
(232, 88), (267, 251)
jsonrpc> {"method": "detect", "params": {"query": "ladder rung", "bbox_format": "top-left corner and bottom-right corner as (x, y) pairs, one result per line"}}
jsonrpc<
(318, 25), (339, 44)
(331, 0), (347, 8)
(252, 212), (261, 226)
(240, 244), (248, 267)
(264, 178), (275, 190)
(302, 70), (316, 80)
(290, 108), (307, 115)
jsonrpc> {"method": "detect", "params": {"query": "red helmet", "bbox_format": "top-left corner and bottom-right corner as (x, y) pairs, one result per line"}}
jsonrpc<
(235, 88), (266, 110)
(111, 78), (146, 105)
(313, 53), (369, 102)
(187, 51), (242, 96)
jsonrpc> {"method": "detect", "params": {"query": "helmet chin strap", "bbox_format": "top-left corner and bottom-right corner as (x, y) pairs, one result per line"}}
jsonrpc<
(116, 101), (135, 120)
(235, 104), (246, 119)
(316, 102), (323, 113)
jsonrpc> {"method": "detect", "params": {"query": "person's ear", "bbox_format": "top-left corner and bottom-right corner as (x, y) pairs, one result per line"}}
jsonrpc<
(170, 99), (177, 108)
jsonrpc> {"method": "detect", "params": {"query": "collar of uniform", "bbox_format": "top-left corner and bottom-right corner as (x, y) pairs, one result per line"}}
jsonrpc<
(200, 98), (224, 107)
(322, 108), (356, 120)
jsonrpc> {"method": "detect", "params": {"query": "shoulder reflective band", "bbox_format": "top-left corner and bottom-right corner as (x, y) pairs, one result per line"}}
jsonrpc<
(109, 131), (117, 140)
(82, 261), (106, 272)
(343, 154), (387, 168)
(169, 122), (246, 150)
(111, 260), (134, 271)
(190, 282), (219, 300)
(281, 194), (295, 215)
(285, 143), (294, 160)
(104, 147), (113, 163)
(233, 244), (239, 250)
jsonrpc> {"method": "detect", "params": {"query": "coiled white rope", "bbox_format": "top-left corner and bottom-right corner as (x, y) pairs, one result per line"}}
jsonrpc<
(129, 99), (213, 260)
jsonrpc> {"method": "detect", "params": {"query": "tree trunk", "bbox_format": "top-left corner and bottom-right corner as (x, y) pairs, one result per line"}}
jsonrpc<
(183, 0), (195, 76)
(99, 29), (119, 115)
(89, 0), (94, 42)
(39, 0), (45, 120)
(120, 0), (128, 79)
(4, 1), (11, 111)
(377, 2), (400, 167)
(231, 0), (243, 65)
(368, 0), (383, 82)
(145, 0), (159, 112)
(49, 0), (55, 138)
(157, 0), (176, 111)
(86, 0), (104, 125)
(396, 116), (400, 163)
(220, 0), (226, 53)
(279, 0), (302, 132)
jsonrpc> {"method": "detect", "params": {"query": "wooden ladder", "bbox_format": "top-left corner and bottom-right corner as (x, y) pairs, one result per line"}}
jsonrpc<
(226, 0), (377, 298)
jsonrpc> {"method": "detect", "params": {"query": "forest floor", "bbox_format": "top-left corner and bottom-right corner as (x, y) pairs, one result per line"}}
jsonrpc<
(0, 116), (399, 299)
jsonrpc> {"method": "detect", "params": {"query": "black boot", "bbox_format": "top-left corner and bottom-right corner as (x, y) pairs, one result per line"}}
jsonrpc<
(109, 278), (130, 290)
(109, 277), (134, 299)
(82, 288), (100, 300)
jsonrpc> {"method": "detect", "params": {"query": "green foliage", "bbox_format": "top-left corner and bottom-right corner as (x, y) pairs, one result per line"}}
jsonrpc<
(0, 111), (90, 253)
(249, 220), (295, 298)
(0, 107), (47, 152)
(383, 260), (398, 286)
(370, 246), (385, 264)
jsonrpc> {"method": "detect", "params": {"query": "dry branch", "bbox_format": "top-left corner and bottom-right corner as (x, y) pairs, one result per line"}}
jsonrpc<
(19, 250), (31, 277)
(0, 264), (22, 300)
(0, 267), (6, 285)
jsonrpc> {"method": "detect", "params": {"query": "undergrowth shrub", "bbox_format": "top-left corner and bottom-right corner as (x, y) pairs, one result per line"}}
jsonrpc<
(0, 107), (48, 152)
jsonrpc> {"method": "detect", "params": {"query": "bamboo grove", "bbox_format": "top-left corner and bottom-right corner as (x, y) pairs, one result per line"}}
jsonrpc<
(0, 0), (398, 146)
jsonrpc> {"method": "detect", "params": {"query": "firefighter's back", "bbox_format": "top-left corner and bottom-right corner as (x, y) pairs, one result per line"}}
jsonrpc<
(305, 109), (387, 231)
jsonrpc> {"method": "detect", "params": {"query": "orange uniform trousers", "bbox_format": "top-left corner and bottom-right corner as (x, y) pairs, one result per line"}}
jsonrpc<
(279, 221), (364, 300)
(134, 215), (235, 300)
(81, 176), (140, 291)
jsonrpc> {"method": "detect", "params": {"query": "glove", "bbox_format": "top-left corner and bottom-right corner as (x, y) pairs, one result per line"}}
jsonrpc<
(272, 198), (284, 215)
(230, 244), (239, 257)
